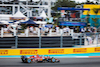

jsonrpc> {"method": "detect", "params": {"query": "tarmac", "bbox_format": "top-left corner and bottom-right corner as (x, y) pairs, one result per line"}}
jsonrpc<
(0, 58), (100, 67)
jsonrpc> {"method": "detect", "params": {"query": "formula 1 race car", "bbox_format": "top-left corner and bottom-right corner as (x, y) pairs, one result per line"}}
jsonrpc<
(21, 55), (60, 63)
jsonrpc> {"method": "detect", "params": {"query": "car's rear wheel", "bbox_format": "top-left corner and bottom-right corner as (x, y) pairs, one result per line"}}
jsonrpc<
(27, 59), (32, 63)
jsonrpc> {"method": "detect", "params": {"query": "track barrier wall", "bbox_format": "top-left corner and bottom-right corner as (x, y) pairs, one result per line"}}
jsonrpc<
(0, 47), (100, 56)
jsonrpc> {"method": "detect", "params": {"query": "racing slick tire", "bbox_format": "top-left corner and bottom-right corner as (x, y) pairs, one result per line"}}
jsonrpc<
(21, 56), (27, 63)
(51, 58), (56, 63)
(21, 58), (27, 63)
(27, 59), (32, 63)
(22, 59), (25, 62)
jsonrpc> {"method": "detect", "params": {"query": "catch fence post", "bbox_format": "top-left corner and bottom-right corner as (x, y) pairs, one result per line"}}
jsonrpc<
(38, 28), (40, 37)
(79, 34), (82, 47)
(1, 27), (3, 38)
(39, 29), (41, 48)
(60, 29), (63, 48)
(97, 33), (99, 47)
(15, 36), (18, 49)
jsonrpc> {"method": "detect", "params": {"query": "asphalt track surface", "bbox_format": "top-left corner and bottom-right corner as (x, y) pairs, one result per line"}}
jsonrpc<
(0, 58), (100, 67)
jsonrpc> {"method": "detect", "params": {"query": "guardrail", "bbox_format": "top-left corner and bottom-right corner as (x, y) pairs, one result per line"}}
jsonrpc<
(0, 36), (75, 49)
(0, 28), (75, 48)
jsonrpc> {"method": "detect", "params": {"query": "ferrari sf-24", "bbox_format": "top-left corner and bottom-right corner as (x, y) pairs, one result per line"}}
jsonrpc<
(21, 55), (60, 63)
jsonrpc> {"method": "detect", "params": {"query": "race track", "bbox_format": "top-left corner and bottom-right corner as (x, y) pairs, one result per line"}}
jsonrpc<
(0, 58), (100, 67)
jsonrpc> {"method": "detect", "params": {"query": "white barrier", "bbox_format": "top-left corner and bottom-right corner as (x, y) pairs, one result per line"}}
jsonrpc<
(13, 27), (16, 36)
(71, 29), (74, 36)
(38, 29), (40, 37)
(25, 28), (29, 37)
(68, 29), (71, 36)
(49, 29), (52, 36)
(60, 29), (63, 35)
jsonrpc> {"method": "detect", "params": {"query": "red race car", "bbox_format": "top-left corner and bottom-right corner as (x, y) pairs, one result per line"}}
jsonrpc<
(21, 55), (60, 63)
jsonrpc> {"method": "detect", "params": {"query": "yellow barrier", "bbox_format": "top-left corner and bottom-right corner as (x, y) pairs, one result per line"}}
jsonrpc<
(0, 47), (100, 56)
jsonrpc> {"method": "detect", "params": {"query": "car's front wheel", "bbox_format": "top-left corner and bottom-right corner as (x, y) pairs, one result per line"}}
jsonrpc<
(51, 58), (56, 63)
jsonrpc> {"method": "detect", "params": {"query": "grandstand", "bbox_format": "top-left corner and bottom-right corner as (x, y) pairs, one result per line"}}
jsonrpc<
(0, 0), (52, 21)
